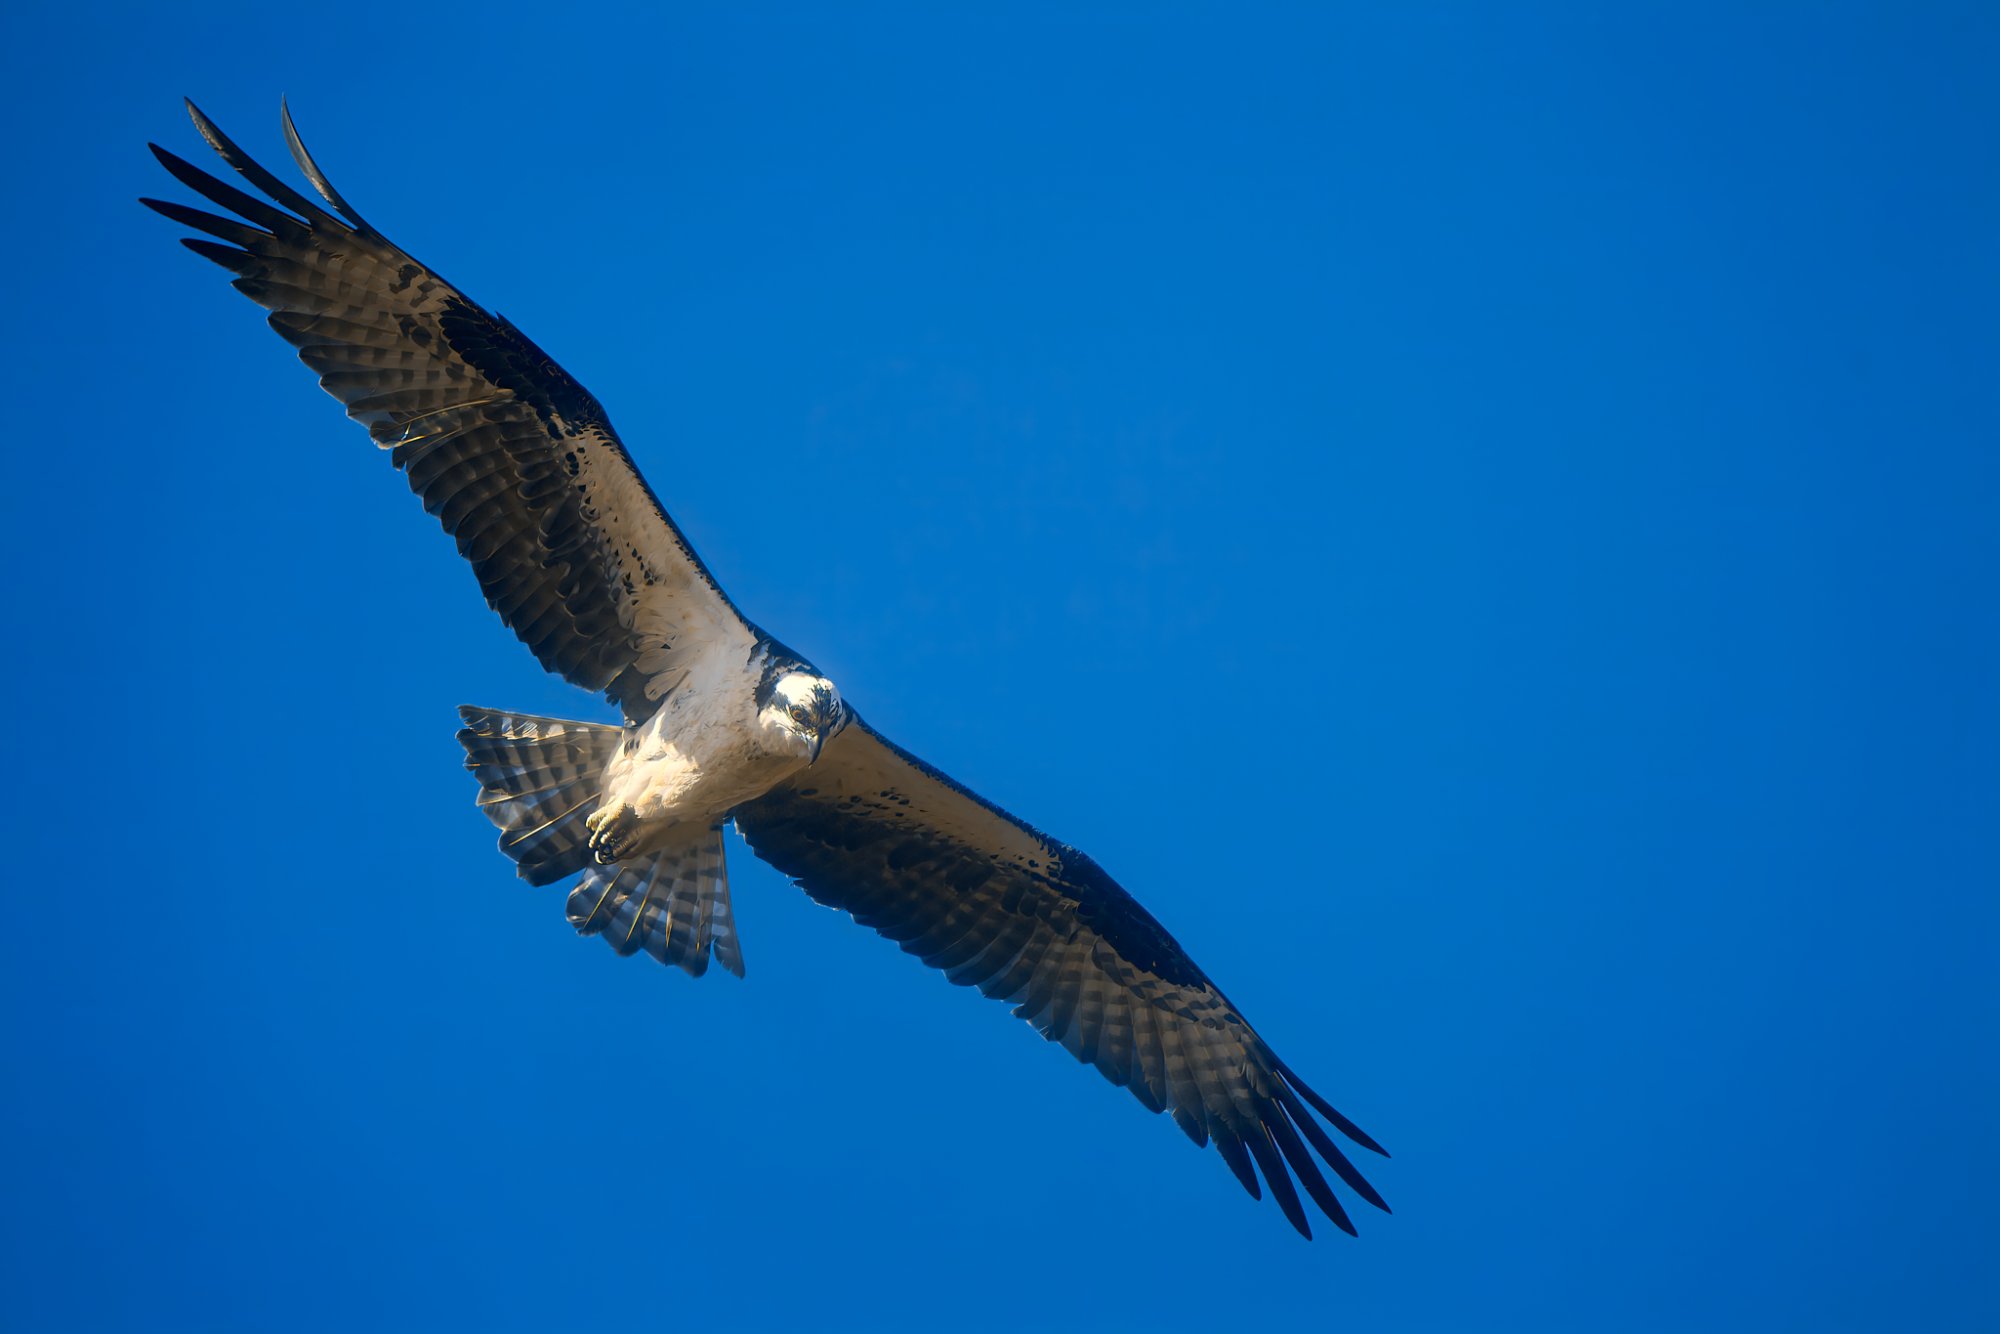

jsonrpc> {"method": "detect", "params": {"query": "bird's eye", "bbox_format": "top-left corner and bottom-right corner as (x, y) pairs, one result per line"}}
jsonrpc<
(791, 705), (810, 723)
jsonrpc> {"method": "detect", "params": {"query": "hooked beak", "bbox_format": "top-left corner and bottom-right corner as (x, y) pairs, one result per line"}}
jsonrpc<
(807, 731), (825, 765)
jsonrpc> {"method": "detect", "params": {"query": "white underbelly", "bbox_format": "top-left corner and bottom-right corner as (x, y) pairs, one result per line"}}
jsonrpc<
(600, 700), (802, 839)
(609, 746), (787, 827)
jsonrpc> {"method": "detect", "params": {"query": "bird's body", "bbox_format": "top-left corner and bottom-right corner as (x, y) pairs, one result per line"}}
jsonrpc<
(595, 667), (783, 847)
(146, 98), (1391, 1239)
(590, 640), (841, 861)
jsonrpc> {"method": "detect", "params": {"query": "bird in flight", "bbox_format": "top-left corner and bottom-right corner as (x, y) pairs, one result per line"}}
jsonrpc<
(144, 100), (1390, 1239)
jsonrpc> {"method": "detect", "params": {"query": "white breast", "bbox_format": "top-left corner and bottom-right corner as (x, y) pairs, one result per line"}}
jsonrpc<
(599, 646), (804, 836)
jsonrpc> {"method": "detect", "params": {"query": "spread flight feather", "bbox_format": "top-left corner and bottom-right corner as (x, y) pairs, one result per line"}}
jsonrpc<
(145, 99), (1389, 1239)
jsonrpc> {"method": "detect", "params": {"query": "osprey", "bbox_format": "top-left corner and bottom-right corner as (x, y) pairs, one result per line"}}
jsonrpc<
(145, 100), (1390, 1239)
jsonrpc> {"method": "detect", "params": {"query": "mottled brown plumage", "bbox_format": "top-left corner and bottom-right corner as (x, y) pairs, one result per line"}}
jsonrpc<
(738, 718), (1388, 1236)
(147, 101), (748, 719)
(147, 100), (1388, 1238)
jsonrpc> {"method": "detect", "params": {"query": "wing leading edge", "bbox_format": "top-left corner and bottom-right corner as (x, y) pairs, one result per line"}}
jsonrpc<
(734, 716), (1390, 1238)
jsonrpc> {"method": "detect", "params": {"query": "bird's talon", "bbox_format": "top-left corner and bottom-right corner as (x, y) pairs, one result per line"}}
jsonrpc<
(585, 803), (639, 863)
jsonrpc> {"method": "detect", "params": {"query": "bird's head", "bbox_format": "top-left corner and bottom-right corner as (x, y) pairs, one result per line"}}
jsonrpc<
(758, 669), (844, 764)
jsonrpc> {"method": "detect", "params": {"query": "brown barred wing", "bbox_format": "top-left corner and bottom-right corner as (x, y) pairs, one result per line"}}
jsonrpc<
(143, 101), (754, 717)
(731, 716), (1390, 1239)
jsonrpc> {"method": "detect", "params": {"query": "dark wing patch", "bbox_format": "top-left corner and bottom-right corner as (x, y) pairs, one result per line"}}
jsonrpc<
(144, 100), (753, 716)
(732, 715), (1389, 1239)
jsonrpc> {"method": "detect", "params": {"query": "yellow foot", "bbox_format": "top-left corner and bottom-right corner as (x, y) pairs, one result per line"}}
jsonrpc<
(585, 802), (641, 864)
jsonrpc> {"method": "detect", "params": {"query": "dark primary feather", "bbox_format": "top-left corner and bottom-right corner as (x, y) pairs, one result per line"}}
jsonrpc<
(734, 716), (1390, 1239)
(143, 100), (750, 718)
(148, 99), (1389, 1239)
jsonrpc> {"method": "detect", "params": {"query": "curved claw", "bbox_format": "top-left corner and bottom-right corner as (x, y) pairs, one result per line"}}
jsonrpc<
(584, 802), (641, 864)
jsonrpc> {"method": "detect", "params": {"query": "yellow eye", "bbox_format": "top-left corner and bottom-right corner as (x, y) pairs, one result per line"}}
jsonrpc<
(791, 705), (810, 723)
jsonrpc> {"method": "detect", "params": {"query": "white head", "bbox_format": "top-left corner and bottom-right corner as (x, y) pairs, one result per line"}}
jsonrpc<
(757, 669), (844, 764)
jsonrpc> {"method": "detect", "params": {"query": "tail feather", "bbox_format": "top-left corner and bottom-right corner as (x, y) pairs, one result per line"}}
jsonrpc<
(457, 705), (744, 978)
(456, 706), (620, 887)
(567, 828), (743, 978)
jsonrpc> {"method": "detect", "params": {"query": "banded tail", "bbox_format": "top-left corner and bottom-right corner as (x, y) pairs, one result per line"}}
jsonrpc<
(566, 831), (743, 977)
(455, 706), (744, 977)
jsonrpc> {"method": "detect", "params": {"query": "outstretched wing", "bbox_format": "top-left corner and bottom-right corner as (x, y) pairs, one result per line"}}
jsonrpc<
(144, 101), (753, 717)
(732, 716), (1390, 1238)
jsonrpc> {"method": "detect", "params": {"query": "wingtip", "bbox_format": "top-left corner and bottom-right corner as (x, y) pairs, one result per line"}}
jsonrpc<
(1353, 1180), (1392, 1215)
(275, 95), (369, 230)
(1351, 1128), (1391, 1158)
(184, 97), (225, 151)
(1275, 1057), (1390, 1156)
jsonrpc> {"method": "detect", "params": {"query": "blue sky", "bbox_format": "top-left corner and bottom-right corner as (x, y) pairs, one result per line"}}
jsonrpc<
(2, 3), (1995, 1330)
